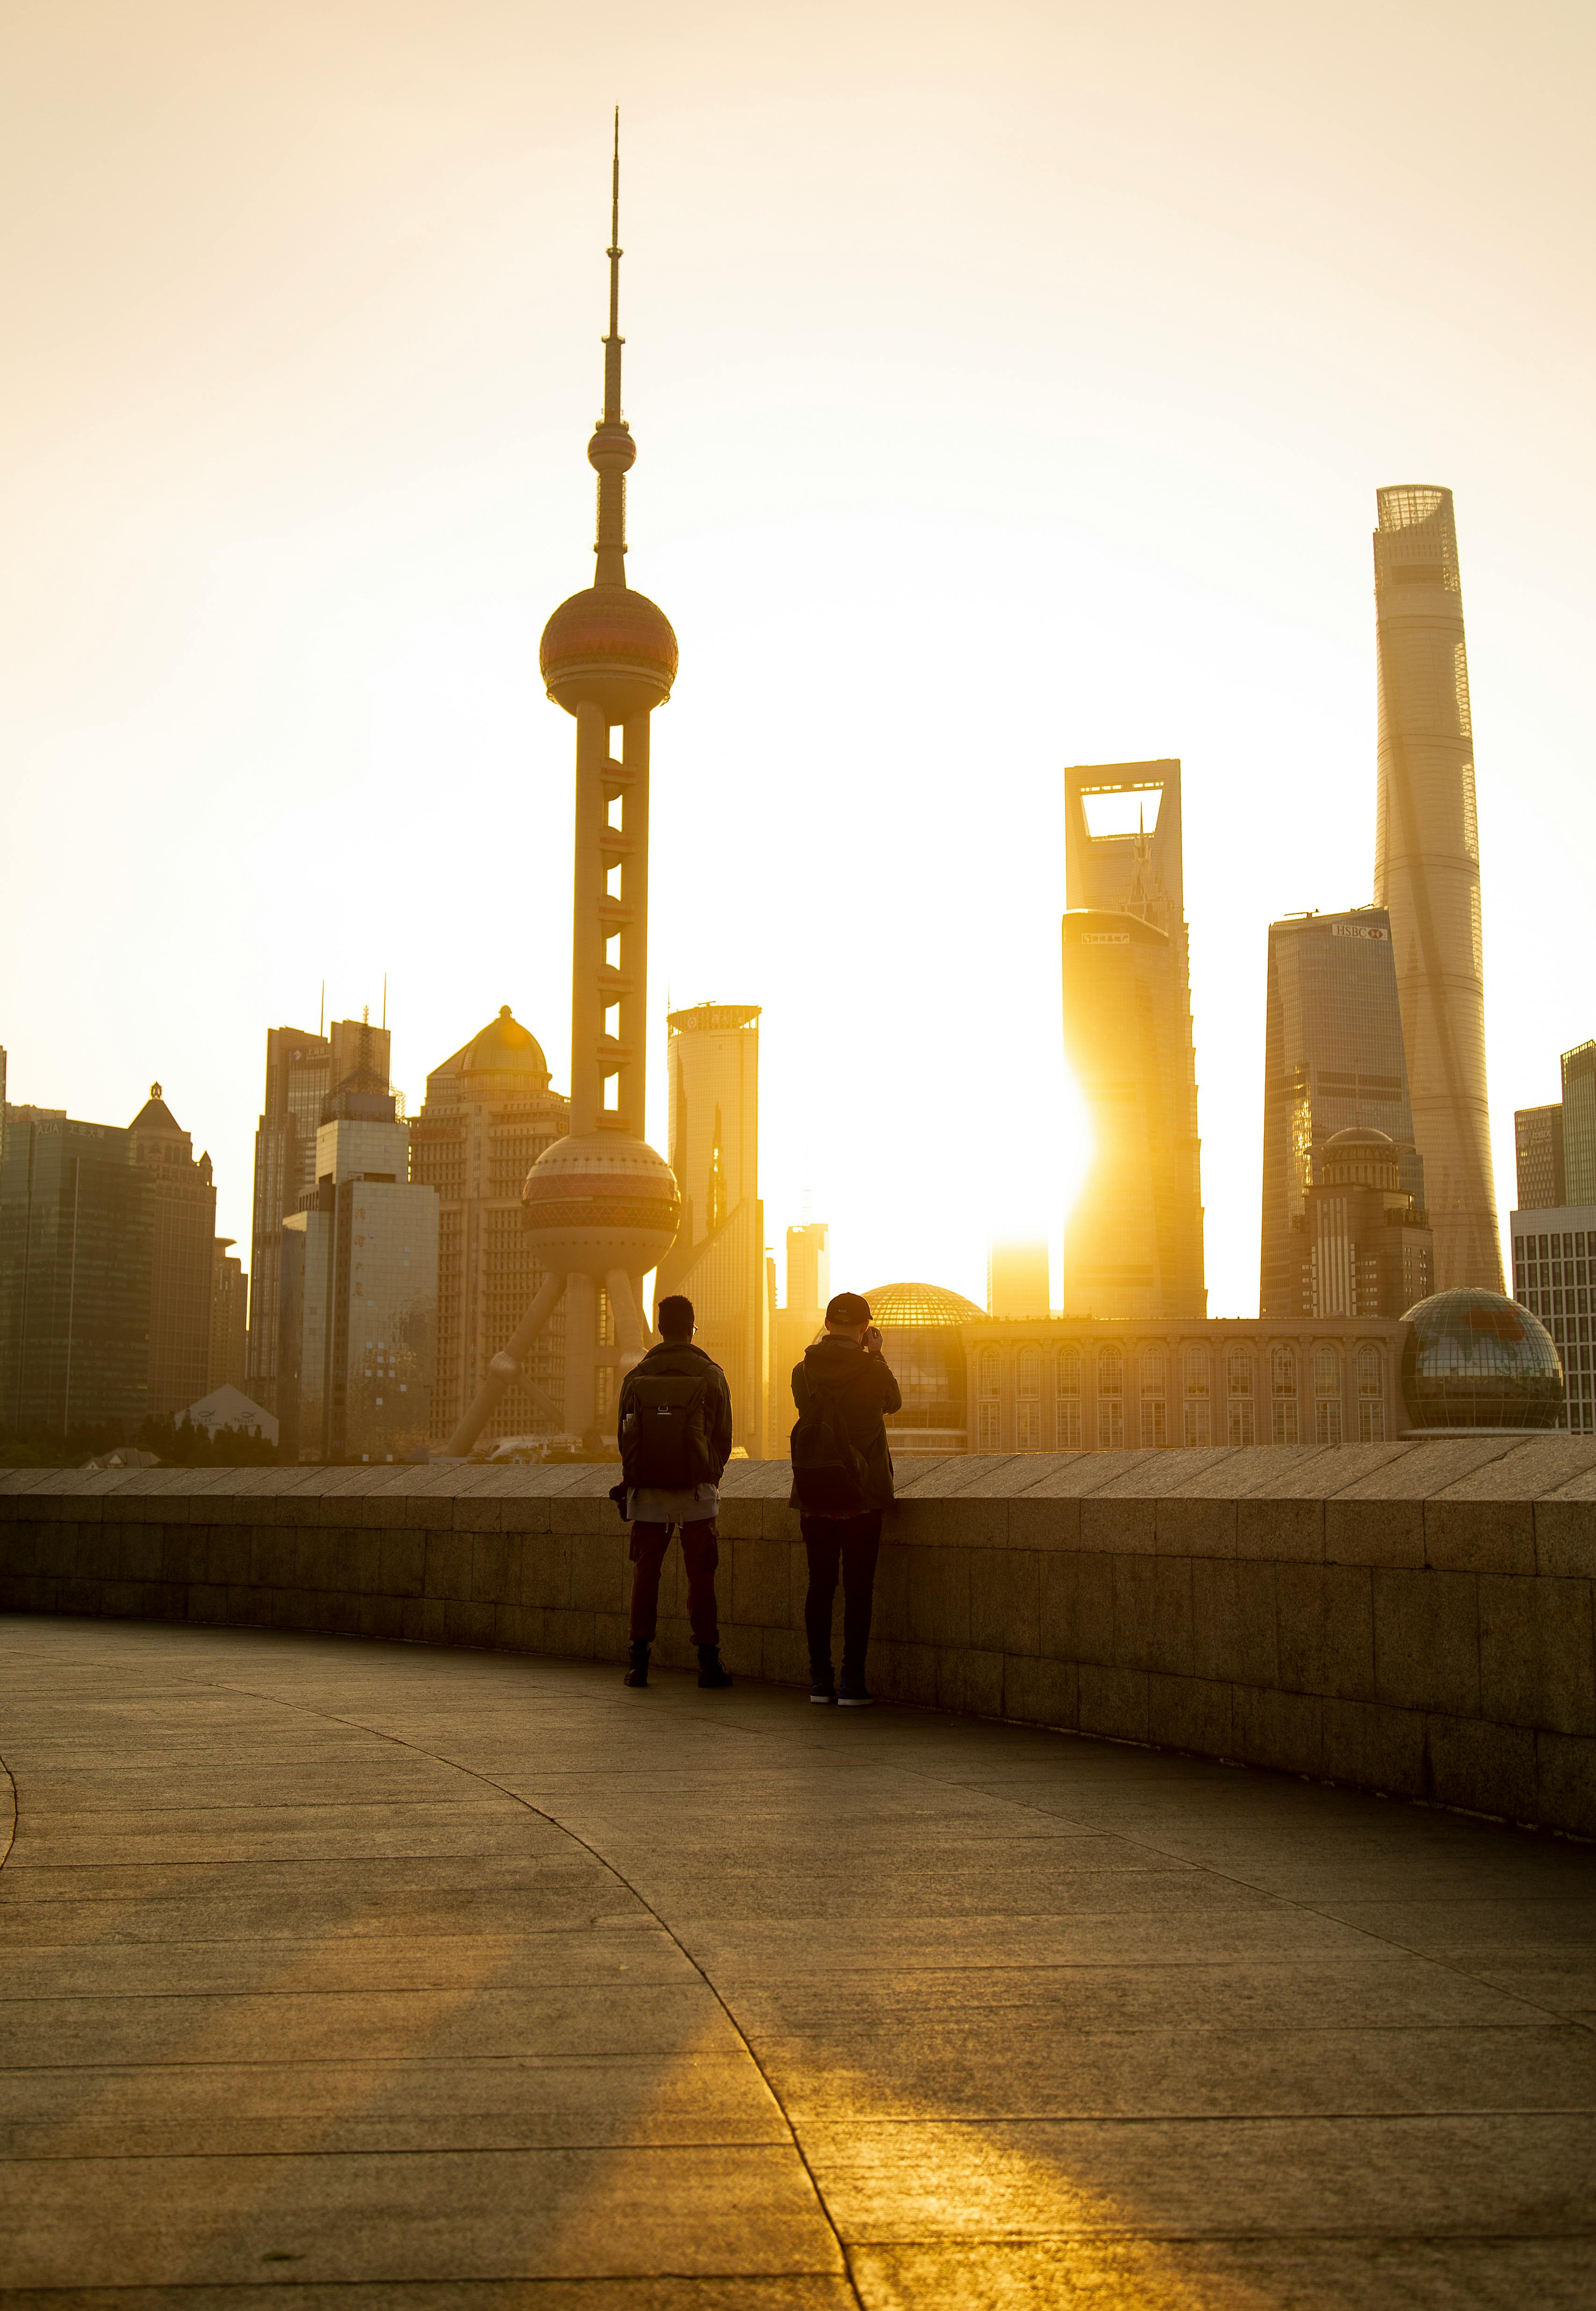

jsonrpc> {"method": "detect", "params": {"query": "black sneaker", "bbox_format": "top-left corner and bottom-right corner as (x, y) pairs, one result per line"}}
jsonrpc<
(809, 1675), (837, 1705)
(838, 1679), (874, 1708)
(697, 1645), (733, 1690)
(623, 1643), (650, 1689)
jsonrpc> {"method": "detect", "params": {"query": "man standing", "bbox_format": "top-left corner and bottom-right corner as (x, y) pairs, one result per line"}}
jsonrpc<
(790, 1291), (902, 1706)
(617, 1294), (735, 1691)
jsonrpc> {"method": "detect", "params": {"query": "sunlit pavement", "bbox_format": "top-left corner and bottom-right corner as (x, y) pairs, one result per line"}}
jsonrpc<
(1, 1619), (1593, 2308)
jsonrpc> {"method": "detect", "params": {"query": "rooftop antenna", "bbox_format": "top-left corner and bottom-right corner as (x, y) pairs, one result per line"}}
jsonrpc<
(318, 980), (325, 1038)
(382, 973), (387, 1032)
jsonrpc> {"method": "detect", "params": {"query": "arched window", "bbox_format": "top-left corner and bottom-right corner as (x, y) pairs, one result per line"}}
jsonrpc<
(1357, 1343), (1384, 1396)
(1096, 1343), (1125, 1449)
(1271, 1343), (1299, 1444)
(1226, 1348), (1255, 1445)
(1098, 1344), (1123, 1396)
(1056, 1344), (1081, 1396)
(1017, 1348), (1040, 1400)
(1139, 1345), (1168, 1447)
(1055, 1343), (1082, 1450)
(1182, 1344), (1212, 1446)
(977, 1349), (1001, 1399)
(1314, 1342), (1343, 1445)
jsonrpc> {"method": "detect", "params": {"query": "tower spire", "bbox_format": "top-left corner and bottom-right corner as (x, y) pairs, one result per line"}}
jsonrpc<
(590, 108), (634, 585)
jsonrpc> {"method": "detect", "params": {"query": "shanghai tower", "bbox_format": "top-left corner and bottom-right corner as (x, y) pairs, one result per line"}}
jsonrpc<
(1372, 485), (1501, 1292)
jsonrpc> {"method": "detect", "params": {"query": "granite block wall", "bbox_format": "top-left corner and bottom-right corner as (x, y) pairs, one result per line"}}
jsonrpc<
(3, 1438), (1594, 1836)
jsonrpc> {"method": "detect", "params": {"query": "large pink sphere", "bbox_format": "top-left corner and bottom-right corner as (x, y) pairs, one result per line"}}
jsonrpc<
(540, 585), (677, 722)
(521, 1131), (679, 1282)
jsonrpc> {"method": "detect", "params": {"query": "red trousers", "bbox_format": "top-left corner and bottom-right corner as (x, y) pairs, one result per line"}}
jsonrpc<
(628, 1518), (720, 1647)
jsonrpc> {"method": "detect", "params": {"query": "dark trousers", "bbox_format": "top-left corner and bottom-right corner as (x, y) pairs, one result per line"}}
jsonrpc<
(802, 1511), (882, 1679)
(628, 1519), (720, 1647)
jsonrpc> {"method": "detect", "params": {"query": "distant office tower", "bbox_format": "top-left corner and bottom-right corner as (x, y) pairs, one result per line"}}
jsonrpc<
(208, 1238), (248, 1394)
(1510, 1206), (1594, 1432)
(1062, 760), (1204, 1320)
(1560, 1043), (1596, 1205)
(1516, 1103), (1566, 1213)
(247, 1018), (392, 1412)
(278, 1066), (436, 1464)
(409, 1009), (571, 1447)
(1259, 908), (1425, 1317)
(1293, 1127), (1432, 1319)
(0, 1105), (152, 1435)
(776, 1220), (830, 1400)
(656, 1002), (769, 1454)
(989, 1239), (1050, 1319)
(128, 1085), (217, 1420)
(1373, 485), (1500, 1290)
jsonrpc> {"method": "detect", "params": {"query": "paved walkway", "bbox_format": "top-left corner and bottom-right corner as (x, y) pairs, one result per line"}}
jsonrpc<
(1, 1620), (1594, 2308)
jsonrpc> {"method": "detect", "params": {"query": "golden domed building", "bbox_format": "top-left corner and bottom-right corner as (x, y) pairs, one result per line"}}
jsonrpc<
(409, 1009), (571, 1447)
(861, 1280), (984, 1456)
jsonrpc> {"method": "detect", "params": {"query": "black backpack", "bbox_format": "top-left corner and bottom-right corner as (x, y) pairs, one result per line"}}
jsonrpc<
(619, 1372), (717, 1490)
(790, 1380), (871, 1514)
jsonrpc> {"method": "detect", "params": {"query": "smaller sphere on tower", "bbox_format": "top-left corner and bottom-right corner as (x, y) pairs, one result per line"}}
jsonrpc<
(588, 424), (636, 472)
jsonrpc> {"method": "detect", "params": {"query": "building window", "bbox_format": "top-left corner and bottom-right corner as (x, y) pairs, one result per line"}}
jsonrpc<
(1098, 1344), (1123, 1397)
(976, 1402), (1001, 1452)
(1017, 1402), (1040, 1451)
(1183, 1344), (1209, 1398)
(1226, 1349), (1254, 1445)
(1271, 1344), (1299, 1444)
(1140, 1397), (1167, 1447)
(1356, 1343), (1384, 1397)
(1358, 1400), (1386, 1443)
(1017, 1347), (1040, 1400)
(1056, 1344), (1081, 1450)
(1313, 1342), (1342, 1444)
(1057, 1398), (1082, 1450)
(1098, 1397), (1125, 1449)
(977, 1349), (1000, 1399)
(1184, 1399), (1211, 1446)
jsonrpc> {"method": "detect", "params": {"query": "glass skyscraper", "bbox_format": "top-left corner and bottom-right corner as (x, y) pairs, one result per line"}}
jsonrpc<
(1259, 908), (1424, 1318)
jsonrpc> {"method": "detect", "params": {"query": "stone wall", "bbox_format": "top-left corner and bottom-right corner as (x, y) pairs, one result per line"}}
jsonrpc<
(3, 1436), (1594, 1837)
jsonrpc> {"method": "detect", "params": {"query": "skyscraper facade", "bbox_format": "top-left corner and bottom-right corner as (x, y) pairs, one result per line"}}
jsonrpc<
(208, 1238), (248, 1395)
(988, 1240), (1051, 1319)
(129, 1084), (216, 1419)
(247, 1017), (392, 1413)
(0, 1106), (152, 1436)
(1560, 1043), (1596, 1206)
(1373, 484), (1501, 1290)
(1510, 1207), (1596, 1434)
(775, 1220), (829, 1405)
(1062, 760), (1204, 1320)
(278, 1070), (437, 1464)
(1258, 907), (1424, 1317)
(409, 1009), (570, 1447)
(657, 1002), (768, 1456)
(1293, 1126), (1432, 1320)
(1516, 1103), (1566, 1213)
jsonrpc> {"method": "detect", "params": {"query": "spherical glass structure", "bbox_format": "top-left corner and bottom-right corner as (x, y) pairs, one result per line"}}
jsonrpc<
(1401, 1288), (1564, 1432)
(862, 1280), (985, 1450)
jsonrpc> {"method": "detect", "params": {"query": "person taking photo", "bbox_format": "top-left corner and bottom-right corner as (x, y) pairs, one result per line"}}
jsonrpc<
(789, 1291), (901, 1705)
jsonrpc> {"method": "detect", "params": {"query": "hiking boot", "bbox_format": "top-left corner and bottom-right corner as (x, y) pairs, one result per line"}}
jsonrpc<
(623, 1642), (650, 1689)
(697, 1645), (734, 1690)
(838, 1678), (874, 1708)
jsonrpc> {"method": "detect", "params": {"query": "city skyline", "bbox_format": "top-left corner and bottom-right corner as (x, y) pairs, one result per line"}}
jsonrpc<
(4, 6), (1594, 1321)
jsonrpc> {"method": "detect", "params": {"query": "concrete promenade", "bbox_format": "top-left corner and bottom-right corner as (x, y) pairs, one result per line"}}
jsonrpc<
(2, 1617), (1594, 2306)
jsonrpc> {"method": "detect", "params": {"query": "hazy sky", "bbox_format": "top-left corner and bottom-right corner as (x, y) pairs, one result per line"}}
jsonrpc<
(4, 0), (1593, 1319)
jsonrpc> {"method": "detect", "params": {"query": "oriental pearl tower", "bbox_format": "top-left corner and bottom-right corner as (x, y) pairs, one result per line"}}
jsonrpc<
(445, 116), (680, 1455)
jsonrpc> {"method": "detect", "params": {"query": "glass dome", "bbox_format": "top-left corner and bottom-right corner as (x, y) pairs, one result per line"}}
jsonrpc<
(1401, 1288), (1564, 1432)
(862, 1280), (984, 1437)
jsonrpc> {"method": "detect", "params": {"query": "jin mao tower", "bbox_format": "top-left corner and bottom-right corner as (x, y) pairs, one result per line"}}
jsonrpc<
(1373, 486), (1500, 1289)
(447, 119), (680, 1454)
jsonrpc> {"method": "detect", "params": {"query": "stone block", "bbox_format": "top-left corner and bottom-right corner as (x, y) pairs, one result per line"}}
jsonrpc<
(378, 1531), (426, 1597)
(904, 1544), (970, 1648)
(469, 1532), (512, 1605)
(513, 1533), (572, 1610)
(718, 1624), (761, 1678)
(570, 1534), (627, 1614)
(1112, 1553), (1192, 1676)
(1325, 1495), (1424, 1569)
(1077, 1663), (1149, 1742)
(1232, 1684), (1322, 1776)
(1535, 1731), (1596, 1839)
(1148, 1672), (1233, 1757)
(250, 1525), (298, 1590)
(360, 1593), (408, 1643)
(870, 1542), (911, 1644)
(496, 1495), (553, 1534)
(452, 1493), (506, 1532)
(1477, 1574), (1596, 1736)
(1040, 1552), (1114, 1666)
(551, 1493), (618, 1536)
(1005, 1492), (1082, 1551)
(1427, 1712), (1538, 1824)
(1533, 1498), (1596, 1578)
(730, 1535), (791, 1628)
(1424, 1498), (1536, 1576)
(1190, 1556), (1277, 1688)
(1002, 1652), (1078, 1730)
(1372, 1567), (1480, 1717)
(937, 1646), (1003, 1718)
(187, 1582), (227, 1625)
(761, 1625), (809, 1690)
(763, 1501), (804, 1543)
(444, 1598), (496, 1648)
(543, 1606), (598, 1658)
(1078, 1496), (1156, 1556)
(714, 1493), (763, 1540)
(1155, 1496), (1236, 1560)
(884, 1642), (939, 1709)
(1236, 1495), (1323, 1563)
(969, 1547), (1040, 1655)
(422, 1531), (473, 1601)
(1320, 1697), (1427, 1799)
(1274, 1562), (1375, 1702)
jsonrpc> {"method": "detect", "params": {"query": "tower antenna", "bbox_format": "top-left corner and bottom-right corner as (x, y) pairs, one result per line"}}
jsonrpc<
(319, 980), (324, 1039)
(382, 972), (387, 1032)
(603, 106), (623, 428)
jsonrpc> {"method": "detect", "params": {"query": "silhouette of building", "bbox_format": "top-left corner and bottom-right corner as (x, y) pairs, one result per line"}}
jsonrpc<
(1560, 1042), (1596, 1206)
(966, 1316), (1407, 1450)
(656, 1002), (768, 1455)
(278, 1069), (437, 1464)
(1373, 485), (1500, 1290)
(409, 1009), (570, 1448)
(447, 126), (684, 1457)
(1062, 761), (1203, 1321)
(128, 1085), (216, 1421)
(775, 1221), (828, 1417)
(208, 1239), (248, 1394)
(1292, 1126), (1432, 1320)
(0, 1105), (152, 1436)
(247, 1017), (392, 1414)
(1516, 1104), (1566, 1213)
(1509, 1206), (1596, 1433)
(989, 1240), (1050, 1320)
(1259, 907), (1424, 1317)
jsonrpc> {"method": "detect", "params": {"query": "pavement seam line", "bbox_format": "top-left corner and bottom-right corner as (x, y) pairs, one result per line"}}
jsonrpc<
(0, 1748), (17, 1872)
(182, 1660), (870, 2311)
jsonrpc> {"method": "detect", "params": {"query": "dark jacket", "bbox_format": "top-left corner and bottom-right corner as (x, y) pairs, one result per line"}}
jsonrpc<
(790, 1335), (902, 1509)
(617, 1340), (734, 1483)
